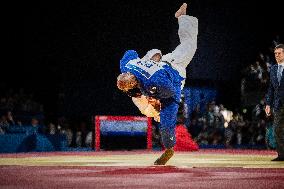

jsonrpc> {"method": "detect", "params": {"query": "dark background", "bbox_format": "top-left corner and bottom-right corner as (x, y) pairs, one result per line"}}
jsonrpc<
(4, 0), (284, 118)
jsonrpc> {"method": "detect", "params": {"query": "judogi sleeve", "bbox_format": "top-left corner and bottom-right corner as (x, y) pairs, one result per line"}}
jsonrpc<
(120, 50), (139, 73)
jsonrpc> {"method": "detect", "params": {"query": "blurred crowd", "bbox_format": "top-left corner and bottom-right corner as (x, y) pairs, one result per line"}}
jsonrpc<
(187, 100), (274, 149)
(0, 88), (92, 148)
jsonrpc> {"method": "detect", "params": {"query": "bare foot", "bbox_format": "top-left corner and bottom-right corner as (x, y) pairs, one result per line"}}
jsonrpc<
(154, 148), (174, 165)
(175, 3), (187, 18)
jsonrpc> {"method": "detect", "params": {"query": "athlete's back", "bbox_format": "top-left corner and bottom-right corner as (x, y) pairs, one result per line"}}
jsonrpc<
(120, 50), (182, 102)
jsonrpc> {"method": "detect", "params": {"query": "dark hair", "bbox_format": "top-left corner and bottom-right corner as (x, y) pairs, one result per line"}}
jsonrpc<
(125, 87), (142, 98)
(275, 44), (284, 51)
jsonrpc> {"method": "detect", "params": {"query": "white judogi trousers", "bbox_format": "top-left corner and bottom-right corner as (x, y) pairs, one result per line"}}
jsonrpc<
(162, 15), (198, 89)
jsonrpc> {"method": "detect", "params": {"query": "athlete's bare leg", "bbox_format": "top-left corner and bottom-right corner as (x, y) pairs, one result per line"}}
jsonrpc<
(175, 3), (187, 18)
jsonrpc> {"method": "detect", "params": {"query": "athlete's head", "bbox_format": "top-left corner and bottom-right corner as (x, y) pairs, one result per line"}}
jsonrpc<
(151, 53), (162, 62)
(117, 72), (142, 97)
(274, 44), (284, 64)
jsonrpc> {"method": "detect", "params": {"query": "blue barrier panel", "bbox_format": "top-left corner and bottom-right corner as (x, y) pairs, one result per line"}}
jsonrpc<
(45, 134), (68, 151)
(0, 134), (36, 153)
(0, 133), (68, 153)
(35, 134), (55, 152)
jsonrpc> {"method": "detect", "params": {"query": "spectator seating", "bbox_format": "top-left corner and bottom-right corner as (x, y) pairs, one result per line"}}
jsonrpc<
(0, 125), (68, 153)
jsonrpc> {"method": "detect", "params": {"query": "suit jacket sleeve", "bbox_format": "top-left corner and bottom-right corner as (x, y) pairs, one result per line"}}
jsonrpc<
(265, 69), (274, 106)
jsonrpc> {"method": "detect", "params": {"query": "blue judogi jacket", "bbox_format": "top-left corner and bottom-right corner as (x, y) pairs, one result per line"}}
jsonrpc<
(120, 50), (183, 103)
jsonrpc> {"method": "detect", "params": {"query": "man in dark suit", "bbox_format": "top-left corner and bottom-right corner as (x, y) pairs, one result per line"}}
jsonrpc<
(265, 44), (284, 161)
